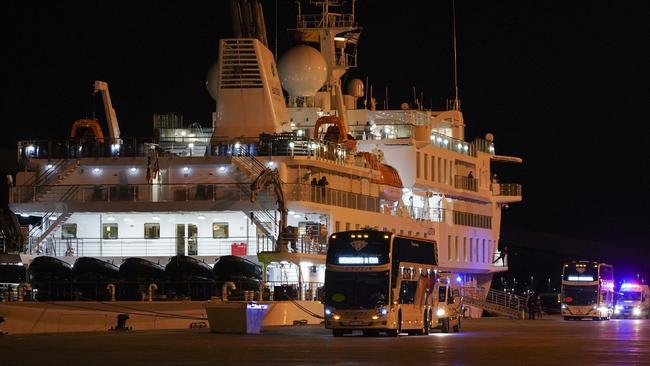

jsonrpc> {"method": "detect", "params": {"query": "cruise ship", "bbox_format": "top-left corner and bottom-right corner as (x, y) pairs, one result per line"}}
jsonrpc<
(3, 0), (521, 319)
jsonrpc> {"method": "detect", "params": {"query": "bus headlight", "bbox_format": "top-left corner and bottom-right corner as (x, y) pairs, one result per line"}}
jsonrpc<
(325, 308), (332, 316)
(633, 307), (642, 316)
(379, 307), (388, 316)
(437, 308), (446, 317)
(561, 304), (567, 309)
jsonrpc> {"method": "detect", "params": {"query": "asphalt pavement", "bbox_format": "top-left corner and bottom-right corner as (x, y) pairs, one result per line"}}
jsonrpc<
(1, 315), (648, 365)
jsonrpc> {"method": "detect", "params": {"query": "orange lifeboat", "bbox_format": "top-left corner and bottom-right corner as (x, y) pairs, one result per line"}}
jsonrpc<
(356, 152), (403, 188)
(313, 115), (357, 151)
(70, 119), (105, 143)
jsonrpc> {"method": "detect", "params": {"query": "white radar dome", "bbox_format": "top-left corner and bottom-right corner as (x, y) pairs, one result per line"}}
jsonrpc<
(206, 61), (219, 101)
(346, 78), (364, 97)
(278, 45), (327, 97)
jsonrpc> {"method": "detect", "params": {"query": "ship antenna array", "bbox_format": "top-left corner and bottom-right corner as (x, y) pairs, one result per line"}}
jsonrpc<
(452, 0), (460, 111)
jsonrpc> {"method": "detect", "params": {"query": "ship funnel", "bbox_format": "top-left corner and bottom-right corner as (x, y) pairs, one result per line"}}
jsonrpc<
(211, 38), (290, 141)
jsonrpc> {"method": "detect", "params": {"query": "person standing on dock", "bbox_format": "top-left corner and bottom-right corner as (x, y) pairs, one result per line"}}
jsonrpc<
(526, 292), (538, 320)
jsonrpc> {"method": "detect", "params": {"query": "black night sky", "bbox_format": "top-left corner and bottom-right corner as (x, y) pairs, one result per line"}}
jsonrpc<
(3, 2), (650, 287)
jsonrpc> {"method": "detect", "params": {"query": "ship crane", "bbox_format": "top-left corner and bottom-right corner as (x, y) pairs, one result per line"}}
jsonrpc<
(93, 80), (121, 144)
(249, 168), (290, 248)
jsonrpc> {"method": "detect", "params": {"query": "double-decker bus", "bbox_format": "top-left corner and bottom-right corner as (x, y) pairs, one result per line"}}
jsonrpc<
(561, 261), (615, 321)
(323, 230), (440, 337)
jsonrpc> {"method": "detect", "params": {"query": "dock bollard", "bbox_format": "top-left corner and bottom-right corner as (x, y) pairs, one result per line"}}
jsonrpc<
(148, 283), (158, 301)
(106, 284), (116, 302)
(222, 282), (236, 301)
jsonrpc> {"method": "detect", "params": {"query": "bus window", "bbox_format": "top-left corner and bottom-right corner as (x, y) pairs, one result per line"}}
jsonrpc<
(399, 281), (418, 304)
(439, 285), (447, 303)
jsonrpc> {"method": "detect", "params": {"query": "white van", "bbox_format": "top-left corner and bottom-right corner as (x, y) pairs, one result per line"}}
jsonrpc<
(614, 283), (650, 319)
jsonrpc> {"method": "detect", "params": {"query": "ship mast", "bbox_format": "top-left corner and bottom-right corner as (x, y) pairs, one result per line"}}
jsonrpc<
(451, 0), (461, 111)
(296, 0), (361, 131)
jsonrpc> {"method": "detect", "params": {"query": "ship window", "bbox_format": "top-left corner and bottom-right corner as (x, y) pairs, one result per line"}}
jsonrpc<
(443, 159), (447, 184)
(144, 223), (160, 239)
(212, 222), (229, 238)
(416, 152), (421, 178)
(424, 154), (429, 180)
(448, 235), (452, 261)
(61, 224), (77, 239)
(431, 156), (435, 182)
(482, 239), (486, 263)
(103, 223), (118, 240)
(463, 237), (467, 262)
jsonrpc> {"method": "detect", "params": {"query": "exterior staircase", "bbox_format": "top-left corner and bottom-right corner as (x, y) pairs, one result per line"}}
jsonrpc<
(22, 159), (78, 202)
(232, 149), (285, 251)
(462, 287), (525, 319)
(27, 211), (73, 255)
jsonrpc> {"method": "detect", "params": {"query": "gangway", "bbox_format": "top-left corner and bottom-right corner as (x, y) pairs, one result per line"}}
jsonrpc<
(462, 287), (525, 319)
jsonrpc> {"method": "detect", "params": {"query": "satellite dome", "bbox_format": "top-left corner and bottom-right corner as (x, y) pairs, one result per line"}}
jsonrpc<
(346, 78), (364, 97)
(278, 45), (327, 97)
(205, 61), (219, 101)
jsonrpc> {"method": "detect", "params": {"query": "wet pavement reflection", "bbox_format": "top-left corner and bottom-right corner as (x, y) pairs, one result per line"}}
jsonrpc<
(1, 315), (650, 365)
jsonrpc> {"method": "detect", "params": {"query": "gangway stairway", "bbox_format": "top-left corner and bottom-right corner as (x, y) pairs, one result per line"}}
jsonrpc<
(232, 150), (283, 250)
(462, 287), (525, 319)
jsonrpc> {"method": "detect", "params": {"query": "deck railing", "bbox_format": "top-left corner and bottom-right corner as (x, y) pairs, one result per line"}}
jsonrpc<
(30, 235), (328, 258)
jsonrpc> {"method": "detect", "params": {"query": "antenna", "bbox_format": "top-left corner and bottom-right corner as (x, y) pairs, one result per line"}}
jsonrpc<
(365, 76), (369, 108)
(412, 86), (417, 109)
(385, 86), (389, 110)
(452, 0), (460, 111)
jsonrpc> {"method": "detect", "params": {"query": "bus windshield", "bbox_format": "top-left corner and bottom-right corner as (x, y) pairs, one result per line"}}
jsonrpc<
(620, 291), (642, 301)
(324, 270), (389, 309)
(562, 285), (598, 306)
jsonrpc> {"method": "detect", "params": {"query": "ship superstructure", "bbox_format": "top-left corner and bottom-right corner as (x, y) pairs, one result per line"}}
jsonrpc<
(7, 0), (521, 312)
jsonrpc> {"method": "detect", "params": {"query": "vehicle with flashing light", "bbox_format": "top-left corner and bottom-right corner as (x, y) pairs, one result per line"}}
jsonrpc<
(614, 283), (650, 319)
(323, 230), (445, 337)
(434, 273), (463, 332)
(561, 261), (615, 321)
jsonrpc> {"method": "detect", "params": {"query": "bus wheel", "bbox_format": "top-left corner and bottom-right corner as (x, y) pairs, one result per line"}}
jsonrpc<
(563, 316), (571, 321)
(386, 329), (398, 337)
(441, 318), (450, 333)
(423, 311), (431, 335)
(453, 317), (461, 332)
(592, 317), (600, 321)
(332, 329), (344, 337)
(397, 312), (403, 335)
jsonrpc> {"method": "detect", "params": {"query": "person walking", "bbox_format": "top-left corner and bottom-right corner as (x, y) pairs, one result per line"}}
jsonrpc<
(526, 292), (538, 320)
(363, 121), (372, 140)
